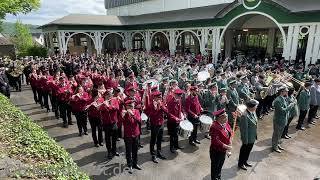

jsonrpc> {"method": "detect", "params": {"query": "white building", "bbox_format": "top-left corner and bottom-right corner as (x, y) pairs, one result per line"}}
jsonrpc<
(40, 0), (320, 65)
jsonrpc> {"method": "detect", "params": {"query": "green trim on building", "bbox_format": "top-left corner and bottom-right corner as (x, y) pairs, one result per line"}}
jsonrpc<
(42, 1), (320, 32)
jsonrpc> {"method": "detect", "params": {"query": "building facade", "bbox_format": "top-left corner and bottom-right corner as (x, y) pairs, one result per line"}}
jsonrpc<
(40, 0), (320, 65)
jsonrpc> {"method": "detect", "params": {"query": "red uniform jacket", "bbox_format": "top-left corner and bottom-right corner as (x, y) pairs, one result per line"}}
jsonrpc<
(87, 97), (104, 119)
(99, 98), (120, 125)
(92, 73), (101, 86)
(70, 92), (90, 112)
(146, 100), (168, 126)
(39, 76), (47, 91)
(166, 97), (183, 123)
(122, 109), (141, 138)
(56, 83), (73, 102)
(210, 121), (232, 152)
(29, 74), (37, 87)
(185, 95), (202, 118)
(124, 94), (142, 111)
(43, 76), (54, 92)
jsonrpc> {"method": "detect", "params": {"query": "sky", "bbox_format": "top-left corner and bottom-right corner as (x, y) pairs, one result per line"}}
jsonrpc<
(5, 0), (106, 25)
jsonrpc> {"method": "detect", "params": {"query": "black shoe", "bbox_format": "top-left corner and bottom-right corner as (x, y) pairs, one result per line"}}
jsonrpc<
(84, 132), (88, 135)
(113, 152), (120, 156)
(152, 156), (159, 163)
(138, 144), (144, 148)
(157, 153), (167, 160)
(99, 143), (104, 146)
(286, 135), (292, 139)
(205, 134), (211, 140)
(68, 122), (73, 125)
(63, 123), (68, 128)
(273, 148), (282, 153)
(296, 126), (306, 131)
(194, 140), (201, 144)
(170, 148), (176, 153)
(78, 133), (82, 137)
(309, 121), (316, 125)
(176, 146), (184, 150)
(94, 144), (99, 147)
(189, 142), (196, 146)
(133, 165), (142, 170)
(244, 162), (253, 167)
(278, 146), (285, 150)
(107, 153), (113, 159)
(238, 165), (247, 171)
(128, 167), (133, 174)
(282, 135), (290, 139)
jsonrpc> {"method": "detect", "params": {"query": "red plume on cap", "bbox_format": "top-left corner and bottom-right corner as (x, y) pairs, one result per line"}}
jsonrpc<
(151, 91), (161, 97)
(212, 109), (225, 117)
(174, 88), (184, 94)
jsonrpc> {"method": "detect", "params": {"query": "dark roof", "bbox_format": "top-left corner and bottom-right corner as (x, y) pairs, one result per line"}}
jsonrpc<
(0, 36), (13, 45)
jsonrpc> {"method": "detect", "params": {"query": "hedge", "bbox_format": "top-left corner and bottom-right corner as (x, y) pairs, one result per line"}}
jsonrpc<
(0, 94), (89, 180)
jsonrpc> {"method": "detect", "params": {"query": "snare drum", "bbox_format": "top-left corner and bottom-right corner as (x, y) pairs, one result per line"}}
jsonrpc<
(199, 115), (213, 133)
(178, 120), (194, 138)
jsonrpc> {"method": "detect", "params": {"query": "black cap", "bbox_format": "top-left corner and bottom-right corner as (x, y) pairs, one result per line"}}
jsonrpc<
(246, 99), (259, 108)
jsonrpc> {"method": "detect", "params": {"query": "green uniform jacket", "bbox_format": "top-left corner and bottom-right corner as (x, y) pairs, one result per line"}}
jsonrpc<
(273, 96), (291, 126)
(237, 83), (252, 102)
(203, 91), (217, 112)
(298, 89), (310, 111)
(227, 88), (239, 112)
(239, 111), (258, 144)
(216, 94), (227, 110)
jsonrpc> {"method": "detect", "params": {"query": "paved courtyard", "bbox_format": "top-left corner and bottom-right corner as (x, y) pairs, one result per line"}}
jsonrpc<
(10, 86), (320, 180)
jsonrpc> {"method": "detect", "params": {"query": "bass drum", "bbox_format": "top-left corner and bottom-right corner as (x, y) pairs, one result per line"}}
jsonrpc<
(178, 120), (194, 138)
(199, 115), (213, 133)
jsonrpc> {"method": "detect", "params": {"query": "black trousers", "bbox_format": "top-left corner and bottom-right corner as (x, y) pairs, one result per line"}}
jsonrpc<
(297, 110), (308, 128)
(31, 86), (38, 103)
(282, 116), (294, 137)
(188, 116), (199, 143)
(89, 117), (103, 145)
(210, 149), (226, 180)
(167, 121), (180, 149)
(103, 123), (118, 153)
(150, 124), (164, 156)
(0, 85), (10, 98)
(51, 95), (59, 117)
(58, 101), (72, 125)
(37, 89), (43, 107)
(238, 143), (254, 166)
(124, 137), (139, 167)
(74, 111), (88, 134)
(42, 91), (49, 111)
(308, 105), (318, 123)
(265, 95), (273, 111)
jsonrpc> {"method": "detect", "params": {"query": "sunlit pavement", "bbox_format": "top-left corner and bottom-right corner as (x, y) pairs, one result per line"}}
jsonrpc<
(11, 85), (320, 180)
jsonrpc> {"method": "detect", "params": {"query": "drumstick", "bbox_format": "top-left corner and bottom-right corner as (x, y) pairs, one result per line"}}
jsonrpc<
(227, 110), (240, 157)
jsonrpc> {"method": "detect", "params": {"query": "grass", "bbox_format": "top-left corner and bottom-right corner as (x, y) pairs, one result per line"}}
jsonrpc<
(0, 94), (89, 180)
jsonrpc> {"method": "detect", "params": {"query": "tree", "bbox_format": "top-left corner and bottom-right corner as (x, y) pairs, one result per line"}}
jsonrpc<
(12, 20), (34, 56)
(0, 0), (40, 32)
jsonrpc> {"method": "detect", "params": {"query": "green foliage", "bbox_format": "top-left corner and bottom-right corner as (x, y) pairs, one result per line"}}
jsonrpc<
(25, 45), (48, 57)
(12, 20), (34, 56)
(1, 21), (40, 36)
(0, 0), (40, 18)
(0, 94), (89, 180)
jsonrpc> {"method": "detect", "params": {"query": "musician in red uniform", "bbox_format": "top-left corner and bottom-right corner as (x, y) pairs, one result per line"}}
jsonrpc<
(70, 86), (90, 136)
(56, 77), (73, 127)
(125, 73), (138, 91)
(210, 109), (232, 180)
(42, 70), (53, 112)
(185, 86), (203, 146)
(167, 88), (185, 153)
(124, 85), (143, 148)
(87, 88), (104, 147)
(100, 88), (120, 159)
(51, 73), (60, 119)
(36, 71), (44, 108)
(146, 91), (167, 163)
(121, 99), (142, 174)
(29, 69), (38, 104)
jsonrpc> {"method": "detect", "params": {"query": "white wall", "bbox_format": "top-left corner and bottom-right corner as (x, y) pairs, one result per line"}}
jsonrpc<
(106, 0), (234, 16)
(241, 15), (278, 29)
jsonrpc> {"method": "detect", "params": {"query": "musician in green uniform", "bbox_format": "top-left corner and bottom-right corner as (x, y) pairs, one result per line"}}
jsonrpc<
(203, 82), (218, 115)
(272, 86), (296, 153)
(217, 73), (228, 90)
(238, 99), (259, 170)
(237, 76), (253, 103)
(293, 66), (305, 82)
(159, 77), (169, 96)
(226, 80), (240, 127)
(296, 82), (311, 130)
(217, 88), (228, 110)
(282, 88), (298, 139)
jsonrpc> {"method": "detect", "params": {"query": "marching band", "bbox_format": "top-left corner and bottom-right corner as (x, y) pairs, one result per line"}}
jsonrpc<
(0, 51), (319, 179)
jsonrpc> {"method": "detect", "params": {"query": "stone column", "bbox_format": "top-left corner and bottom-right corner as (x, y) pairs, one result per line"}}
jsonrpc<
(267, 28), (276, 57)
(224, 29), (233, 59)
(145, 31), (151, 52)
(169, 30), (176, 55)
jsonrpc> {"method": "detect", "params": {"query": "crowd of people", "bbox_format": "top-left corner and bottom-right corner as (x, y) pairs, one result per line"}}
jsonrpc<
(0, 51), (319, 179)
